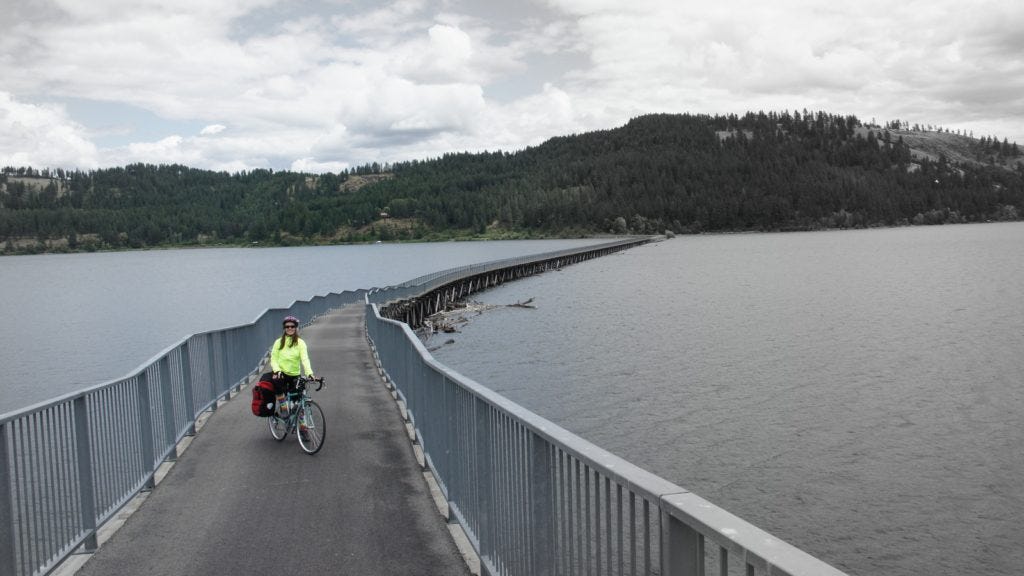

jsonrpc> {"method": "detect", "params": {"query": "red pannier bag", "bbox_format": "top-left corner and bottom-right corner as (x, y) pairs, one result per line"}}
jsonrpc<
(251, 376), (277, 416)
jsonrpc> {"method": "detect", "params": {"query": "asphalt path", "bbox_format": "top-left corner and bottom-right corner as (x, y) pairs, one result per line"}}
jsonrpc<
(75, 304), (471, 576)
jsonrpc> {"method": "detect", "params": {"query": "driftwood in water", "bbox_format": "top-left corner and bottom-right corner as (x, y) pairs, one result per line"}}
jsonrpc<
(508, 298), (535, 309)
(419, 298), (537, 344)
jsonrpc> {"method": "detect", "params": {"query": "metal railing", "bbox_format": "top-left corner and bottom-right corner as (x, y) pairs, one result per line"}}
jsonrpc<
(364, 247), (851, 576)
(0, 289), (366, 576)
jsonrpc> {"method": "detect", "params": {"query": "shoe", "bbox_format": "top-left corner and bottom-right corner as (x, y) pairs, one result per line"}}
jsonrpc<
(299, 427), (310, 441)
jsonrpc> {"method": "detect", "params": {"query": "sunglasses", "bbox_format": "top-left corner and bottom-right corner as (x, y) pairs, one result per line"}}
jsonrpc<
(284, 324), (297, 329)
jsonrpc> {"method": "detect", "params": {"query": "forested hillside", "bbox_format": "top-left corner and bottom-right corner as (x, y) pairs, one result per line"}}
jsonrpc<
(2, 111), (1022, 254)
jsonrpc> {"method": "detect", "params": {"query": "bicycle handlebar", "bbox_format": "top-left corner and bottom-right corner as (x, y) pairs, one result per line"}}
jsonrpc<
(299, 375), (326, 391)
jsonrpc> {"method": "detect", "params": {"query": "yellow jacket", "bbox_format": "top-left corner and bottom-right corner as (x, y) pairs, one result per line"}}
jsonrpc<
(270, 336), (313, 377)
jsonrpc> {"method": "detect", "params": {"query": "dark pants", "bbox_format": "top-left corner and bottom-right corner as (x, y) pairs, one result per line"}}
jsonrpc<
(275, 374), (299, 393)
(260, 372), (298, 395)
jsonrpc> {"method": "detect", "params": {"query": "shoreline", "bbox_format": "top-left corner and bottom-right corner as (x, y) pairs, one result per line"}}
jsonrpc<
(2, 217), (1021, 257)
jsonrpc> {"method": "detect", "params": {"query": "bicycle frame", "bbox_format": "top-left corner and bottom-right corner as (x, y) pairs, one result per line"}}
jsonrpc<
(268, 376), (326, 454)
(279, 389), (309, 431)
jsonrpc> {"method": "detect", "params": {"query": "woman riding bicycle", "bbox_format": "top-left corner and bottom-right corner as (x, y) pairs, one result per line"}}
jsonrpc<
(270, 315), (315, 389)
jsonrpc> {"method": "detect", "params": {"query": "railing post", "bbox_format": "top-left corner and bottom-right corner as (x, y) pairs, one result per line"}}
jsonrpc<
(136, 371), (156, 490)
(72, 397), (99, 552)
(403, 335), (413, 417)
(180, 343), (197, 436)
(206, 333), (218, 411)
(408, 342), (420, 435)
(476, 398), (496, 576)
(158, 356), (176, 462)
(243, 327), (255, 385)
(223, 330), (235, 393)
(219, 331), (231, 396)
(529, 432), (556, 576)
(245, 326), (257, 380)
(0, 422), (20, 574)
(660, 509), (703, 576)
(444, 374), (459, 522)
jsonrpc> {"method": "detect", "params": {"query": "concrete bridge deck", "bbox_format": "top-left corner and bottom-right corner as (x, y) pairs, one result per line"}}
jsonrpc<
(63, 305), (472, 576)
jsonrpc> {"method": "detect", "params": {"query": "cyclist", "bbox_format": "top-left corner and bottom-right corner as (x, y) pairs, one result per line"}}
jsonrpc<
(270, 316), (315, 436)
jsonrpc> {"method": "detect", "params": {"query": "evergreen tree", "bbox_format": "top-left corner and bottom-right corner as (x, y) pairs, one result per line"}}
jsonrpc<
(1, 112), (1022, 255)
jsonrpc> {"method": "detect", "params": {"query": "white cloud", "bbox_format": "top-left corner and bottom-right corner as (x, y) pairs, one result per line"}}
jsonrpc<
(1, 0), (1022, 172)
(331, 0), (429, 36)
(118, 135), (198, 166)
(499, 83), (578, 144)
(200, 124), (226, 136)
(291, 157), (350, 173)
(44, 0), (276, 23)
(405, 24), (475, 82)
(543, 0), (1024, 135)
(0, 92), (99, 169)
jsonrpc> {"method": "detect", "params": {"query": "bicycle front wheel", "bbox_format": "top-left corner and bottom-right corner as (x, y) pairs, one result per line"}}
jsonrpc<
(268, 414), (288, 441)
(297, 401), (326, 455)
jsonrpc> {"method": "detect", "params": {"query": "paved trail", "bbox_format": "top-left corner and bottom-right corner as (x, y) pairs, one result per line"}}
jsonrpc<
(75, 305), (471, 576)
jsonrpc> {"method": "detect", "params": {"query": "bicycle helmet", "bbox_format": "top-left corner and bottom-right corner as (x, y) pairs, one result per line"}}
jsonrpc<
(283, 315), (300, 326)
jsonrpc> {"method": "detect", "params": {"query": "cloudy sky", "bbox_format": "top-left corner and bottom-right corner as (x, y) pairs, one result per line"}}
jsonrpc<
(2, 0), (1023, 173)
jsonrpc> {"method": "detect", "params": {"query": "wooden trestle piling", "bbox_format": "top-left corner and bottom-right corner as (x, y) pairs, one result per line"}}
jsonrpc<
(378, 238), (653, 329)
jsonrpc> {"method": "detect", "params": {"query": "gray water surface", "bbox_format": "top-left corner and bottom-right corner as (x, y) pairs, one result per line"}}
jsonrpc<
(431, 223), (1024, 576)
(0, 239), (603, 413)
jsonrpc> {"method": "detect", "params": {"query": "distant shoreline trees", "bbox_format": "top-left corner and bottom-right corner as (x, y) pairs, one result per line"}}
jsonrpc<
(2, 111), (1022, 255)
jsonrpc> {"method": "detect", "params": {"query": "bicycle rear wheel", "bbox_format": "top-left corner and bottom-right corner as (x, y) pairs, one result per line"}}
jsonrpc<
(297, 401), (325, 454)
(268, 414), (288, 441)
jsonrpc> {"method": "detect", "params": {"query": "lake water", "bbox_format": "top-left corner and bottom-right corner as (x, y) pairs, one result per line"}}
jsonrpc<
(0, 239), (604, 414)
(3, 226), (1021, 575)
(430, 223), (1024, 576)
